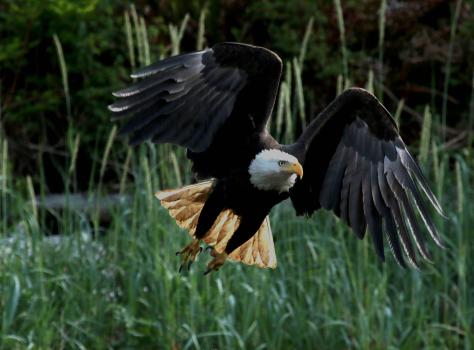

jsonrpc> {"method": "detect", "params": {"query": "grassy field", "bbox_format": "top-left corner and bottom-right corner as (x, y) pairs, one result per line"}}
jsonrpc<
(0, 137), (473, 349)
(1, 3), (474, 349)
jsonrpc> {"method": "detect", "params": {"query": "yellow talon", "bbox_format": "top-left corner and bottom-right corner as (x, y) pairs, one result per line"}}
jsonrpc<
(204, 251), (228, 275)
(176, 239), (202, 272)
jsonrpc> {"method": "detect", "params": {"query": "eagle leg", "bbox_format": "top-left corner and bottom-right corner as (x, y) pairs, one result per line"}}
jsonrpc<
(204, 250), (228, 275)
(176, 239), (202, 272)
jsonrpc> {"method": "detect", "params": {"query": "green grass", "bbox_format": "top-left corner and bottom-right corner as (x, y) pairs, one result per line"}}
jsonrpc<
(1, 3), (474, 349)
(0, 142), (473, 349)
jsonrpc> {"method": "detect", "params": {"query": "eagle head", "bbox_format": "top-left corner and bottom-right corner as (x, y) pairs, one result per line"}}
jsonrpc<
(249, 149), (303, 193)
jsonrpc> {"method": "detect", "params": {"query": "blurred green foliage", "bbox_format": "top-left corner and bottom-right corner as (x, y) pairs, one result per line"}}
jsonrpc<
(2, 0), (127, 144)
(0, 0), (473, 188)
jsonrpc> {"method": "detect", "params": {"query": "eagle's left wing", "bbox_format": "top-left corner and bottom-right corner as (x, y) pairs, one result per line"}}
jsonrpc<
(286, 88), (446, 268)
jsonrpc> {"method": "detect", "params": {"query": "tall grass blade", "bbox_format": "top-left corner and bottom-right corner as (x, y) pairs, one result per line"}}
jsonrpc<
(170, 151), (182, 188)
(282, 62), (293, 143)
(2, 275), (20, 333)
(26, 175), (37, 225)
(100, 126), (117, 182)
(124, 11), (136, 70)
(431, 140), (445, 199)
(378, 0), (387, 100)
(68, 134), (80, 175)
(0, 79), (2, 125)
(299, 17), (314, 66)
(141, 153), (153, 211)
(293, 58), (306, 128)
(197, 7), (207, 50)
(468, 71), (474, 153)
(365, 69), (374, 94)
(178, 14), (190, 43)
(454, 158), (469, 350)
(334, 0), (348, 80)
(1, 139), (7, 236)
(170, 14), (190, 55)
(441, 0), (463, 142)
(419, 105), (432, 164)
(169, 25), (178, 55)
(94, 126), (116, 232)
(344, 77), (352, 90)
(53, 34), (71, 121)
(285, 61), (292, 98)
(337, 74), (343, 95)
(284, 83), (292, 144)
(0, 80), (2, 133)
(455, 160), (463, 215)
(394, 98), (405, 128)
(130, 4), (144, 66)
(120, 148), (132, 195)
(275, 82), (286, 139)
(140, 16), (151, 65)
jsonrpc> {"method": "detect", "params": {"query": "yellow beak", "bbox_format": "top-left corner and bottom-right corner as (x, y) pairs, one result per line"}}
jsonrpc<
(284, 162), (304, 178)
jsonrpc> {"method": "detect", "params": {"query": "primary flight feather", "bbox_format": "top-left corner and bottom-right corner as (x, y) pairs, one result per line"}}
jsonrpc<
(109, 42), (445, 273)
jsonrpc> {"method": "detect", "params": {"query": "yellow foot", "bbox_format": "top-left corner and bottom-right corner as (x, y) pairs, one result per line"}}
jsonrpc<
(176, 239), (202, 272)
(204, 251), (228, 275)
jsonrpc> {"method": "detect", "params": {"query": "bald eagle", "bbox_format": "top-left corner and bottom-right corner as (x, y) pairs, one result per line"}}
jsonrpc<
(109, 42), (445, 274)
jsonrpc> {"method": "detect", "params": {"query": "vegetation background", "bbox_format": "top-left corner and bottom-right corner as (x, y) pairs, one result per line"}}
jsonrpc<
(0, 0), (473, 348)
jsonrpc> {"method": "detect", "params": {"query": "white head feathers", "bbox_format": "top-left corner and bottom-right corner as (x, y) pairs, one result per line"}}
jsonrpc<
(248, 149), (302, 192)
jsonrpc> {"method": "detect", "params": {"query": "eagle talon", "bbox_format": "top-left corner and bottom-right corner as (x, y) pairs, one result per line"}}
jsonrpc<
(177, 239), (202, 273)
(204, 252), (228, 275)
(205, 246), (220, 257)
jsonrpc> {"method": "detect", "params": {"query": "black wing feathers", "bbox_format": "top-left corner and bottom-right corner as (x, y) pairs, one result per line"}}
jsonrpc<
(289, 88), (445, 267)
(109, 43), (283, 160)
(109, 48), (247, 151)
(363, 163), (384, 261)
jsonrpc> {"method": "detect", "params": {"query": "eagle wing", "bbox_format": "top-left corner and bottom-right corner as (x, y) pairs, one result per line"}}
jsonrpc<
(287, 88), (446, 268)
(109, 42), (282, 177)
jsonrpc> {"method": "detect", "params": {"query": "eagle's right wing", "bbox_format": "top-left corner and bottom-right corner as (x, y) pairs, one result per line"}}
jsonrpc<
(109, 42), (282, 155)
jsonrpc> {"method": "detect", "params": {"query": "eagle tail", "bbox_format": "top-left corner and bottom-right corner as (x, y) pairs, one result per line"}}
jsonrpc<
(155, 181), (277, 269)
(155, 180), (214, 235)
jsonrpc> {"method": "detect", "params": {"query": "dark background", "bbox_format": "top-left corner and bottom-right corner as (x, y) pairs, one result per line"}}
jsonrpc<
(1, 0), (473, 192)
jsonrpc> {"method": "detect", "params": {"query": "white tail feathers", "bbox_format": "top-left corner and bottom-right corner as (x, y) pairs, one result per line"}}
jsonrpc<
(155, 181), (277, 269)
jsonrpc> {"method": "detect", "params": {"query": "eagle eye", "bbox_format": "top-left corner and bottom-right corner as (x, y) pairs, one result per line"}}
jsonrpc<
(278, 160), (286, 167)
